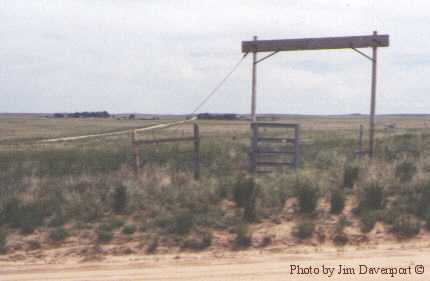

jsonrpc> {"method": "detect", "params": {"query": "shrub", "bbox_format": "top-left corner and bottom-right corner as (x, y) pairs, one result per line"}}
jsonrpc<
(359, 181), (384, 211)
(232, 176), (256, 222)
(382, 203), (404, 225)
(415, 181), (430, 217)
(156, 211), (194, 236)
(0, 228), (6, 254)
(425, 209), (430, 231)
(0, 199), (46, 234)
(330, 189), (345, 214)
(1, 198), (21, 226)
(391, 215), (421, 238)
(395, 160), (417, 182)
(49, 227), (69, 242)
(145, 237), (159, 254)
(232, 224), (252, 249)
(108, 218), (125, 229)
(122, 225), (136, 235)
(295, 179), (319, 214)
(360, 211), (379, 233)
(17, 203), (46, 234)
(47, 212), (67, 227)
(181, 231), (212, 251)
(293, 220), (315, 239)
(335, 216), (351, 234)
(315, 151), (338, 169)
(343, 162), (360, 188)
(97, 229), (114, 243)
(112, 185), (128, 214)
(98, 223), (115, 232)
(333, 233), (348, 246)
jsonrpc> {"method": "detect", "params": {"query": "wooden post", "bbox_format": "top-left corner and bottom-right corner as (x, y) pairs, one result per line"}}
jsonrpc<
(131, 130), (140, 174)
(369, 31), (378, 158)
(251, 36), (258, 123)
(250, 122), (258, 174)
(193, 123), (200, 180)
(293, 125), (300, 169)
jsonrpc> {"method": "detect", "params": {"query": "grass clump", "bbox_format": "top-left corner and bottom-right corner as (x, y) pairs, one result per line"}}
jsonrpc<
(395, 160), (417, 182)
(232, 224), (252, 250)
(122, 225), (136, 235)
(295, 177), (319, 214)
(335, 216), (351, 233)
(181, 231), (212, 251)
(0, 228), (7, 254)
(359, 181), (384, 211)
(49, 227), (69, 242)
(343, 162), (360, 188)
(97, 227), (114, 243)
(391, 215), (421, 238)
(425, 209), (430, 231)
(293, 219), (315, 239)
(156, 211), (194, 236)
(107, 217), (125, 230)
(330, 189), (345, 214)
(232, 176), (256, 222)
(360, 211), (379, 233)
(145, 237), (159, 254)
(112, 185), (128, 214)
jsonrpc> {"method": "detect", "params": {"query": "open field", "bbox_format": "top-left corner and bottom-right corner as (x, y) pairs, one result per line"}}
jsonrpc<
(1, 115), (430, 280)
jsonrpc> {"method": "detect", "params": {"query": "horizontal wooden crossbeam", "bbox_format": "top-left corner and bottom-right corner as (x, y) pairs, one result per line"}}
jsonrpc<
(242, 34), (389, 53)
(257, 137), (296, 143)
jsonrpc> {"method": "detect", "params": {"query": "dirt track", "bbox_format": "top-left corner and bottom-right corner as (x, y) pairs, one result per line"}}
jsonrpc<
(1, 246), (429, 281)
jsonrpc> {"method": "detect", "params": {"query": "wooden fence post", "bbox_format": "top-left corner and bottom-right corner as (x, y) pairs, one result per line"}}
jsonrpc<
(193, 123), (200, 180)
(131, 130), (140, 174)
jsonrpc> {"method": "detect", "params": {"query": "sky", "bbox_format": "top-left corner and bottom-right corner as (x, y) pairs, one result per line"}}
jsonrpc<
(1, 0), (429, 115)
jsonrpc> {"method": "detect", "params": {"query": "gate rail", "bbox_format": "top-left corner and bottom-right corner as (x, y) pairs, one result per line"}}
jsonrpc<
(250, 122), (300, 173)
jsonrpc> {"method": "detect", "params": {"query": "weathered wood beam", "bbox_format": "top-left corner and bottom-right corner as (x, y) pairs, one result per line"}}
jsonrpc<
(242, 34), (389, 53)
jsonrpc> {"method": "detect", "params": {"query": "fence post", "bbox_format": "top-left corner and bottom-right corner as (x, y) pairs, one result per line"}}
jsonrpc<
(131, 130), (140, 174)
(293, 125), (300, 169)
(250, 122), (258, 174)
(193, 123), (200, 180)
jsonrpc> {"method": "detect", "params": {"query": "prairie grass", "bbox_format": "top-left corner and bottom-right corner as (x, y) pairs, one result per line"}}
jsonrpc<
(2, 116), (430, 249)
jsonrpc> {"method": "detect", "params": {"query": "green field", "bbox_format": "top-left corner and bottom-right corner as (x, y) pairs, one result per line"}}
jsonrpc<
(1, 114), (430, 255)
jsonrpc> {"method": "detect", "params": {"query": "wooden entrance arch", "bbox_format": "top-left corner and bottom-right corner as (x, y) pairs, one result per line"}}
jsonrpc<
(242, 31), (390, 158)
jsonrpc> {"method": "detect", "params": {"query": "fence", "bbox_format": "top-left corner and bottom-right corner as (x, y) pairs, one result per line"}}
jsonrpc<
(250, 122), (300, 174)
(131, 123), (201, 179)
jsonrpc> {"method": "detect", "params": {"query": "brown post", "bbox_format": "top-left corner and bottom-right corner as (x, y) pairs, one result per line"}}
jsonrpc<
(250, 122), (258, 173)
(369, 31), (378, 158)
(251, 36), (258, 123)
(131, 130), (140, 174)
(193, 123), (200, 180)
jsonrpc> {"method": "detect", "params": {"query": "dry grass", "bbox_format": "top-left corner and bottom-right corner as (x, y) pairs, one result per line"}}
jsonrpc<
(1, 114), (430, 260)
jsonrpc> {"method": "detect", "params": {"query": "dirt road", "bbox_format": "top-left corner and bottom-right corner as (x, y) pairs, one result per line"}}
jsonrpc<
(1, 245), (429, 281)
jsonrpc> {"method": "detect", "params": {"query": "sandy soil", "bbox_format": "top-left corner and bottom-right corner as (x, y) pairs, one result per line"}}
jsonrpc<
(1, 243), (429, 281)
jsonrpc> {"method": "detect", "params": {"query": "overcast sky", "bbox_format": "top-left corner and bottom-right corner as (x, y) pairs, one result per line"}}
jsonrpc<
(1, 1), (429, 114)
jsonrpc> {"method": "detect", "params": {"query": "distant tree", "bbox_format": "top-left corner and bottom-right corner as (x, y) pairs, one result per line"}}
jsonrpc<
(128, 114), (135, 120)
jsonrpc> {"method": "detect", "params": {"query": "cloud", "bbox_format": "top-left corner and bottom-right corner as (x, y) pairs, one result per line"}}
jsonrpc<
(0, 0), (429, 114)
